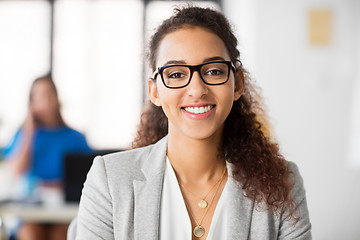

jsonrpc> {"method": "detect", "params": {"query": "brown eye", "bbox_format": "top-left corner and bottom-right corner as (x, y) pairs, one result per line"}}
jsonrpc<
(168, 72), (185, 79)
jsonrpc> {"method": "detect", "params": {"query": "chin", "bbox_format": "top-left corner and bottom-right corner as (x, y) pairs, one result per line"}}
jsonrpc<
(184, 127), (222, 141)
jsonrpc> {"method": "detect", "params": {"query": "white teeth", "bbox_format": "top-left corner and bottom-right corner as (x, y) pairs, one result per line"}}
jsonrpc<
(184, 105), (213, 114)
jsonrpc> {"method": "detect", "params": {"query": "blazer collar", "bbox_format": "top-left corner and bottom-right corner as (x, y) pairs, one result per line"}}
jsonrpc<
(225, 163), (254, 239)
(133, 136), (168, 239)
(141, 136), (168, 178)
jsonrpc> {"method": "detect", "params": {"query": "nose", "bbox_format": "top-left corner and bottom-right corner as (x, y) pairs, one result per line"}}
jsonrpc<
(186, 72), (208, 98)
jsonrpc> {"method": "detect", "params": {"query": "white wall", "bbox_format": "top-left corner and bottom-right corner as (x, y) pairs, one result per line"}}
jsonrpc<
(348, 1), (360, 169)
(224, 0), (360, 239)
(53, 0), (144, 149)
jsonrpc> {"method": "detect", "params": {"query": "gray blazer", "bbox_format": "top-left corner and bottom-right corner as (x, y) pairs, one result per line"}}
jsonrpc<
(76, 136), (311, 239)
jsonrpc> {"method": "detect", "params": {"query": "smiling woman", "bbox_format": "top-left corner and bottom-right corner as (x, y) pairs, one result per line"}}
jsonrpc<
(76, 6), (312, 240)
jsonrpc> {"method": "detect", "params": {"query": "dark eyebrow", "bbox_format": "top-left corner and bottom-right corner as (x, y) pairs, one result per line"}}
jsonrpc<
(203, 56), (227, 62)
(163, 60), (186, 66)
(162, 56), (227, 67)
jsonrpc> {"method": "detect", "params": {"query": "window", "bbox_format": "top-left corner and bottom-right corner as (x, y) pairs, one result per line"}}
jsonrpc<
(53, 0), (144, 148)
(0, 1), (50, 146)
(0, 0), (221, 150)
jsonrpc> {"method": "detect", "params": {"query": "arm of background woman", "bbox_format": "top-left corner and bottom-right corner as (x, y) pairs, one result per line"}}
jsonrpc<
(76, 156), (114, 240)
(5, 110), (36, 175)
(278, 162), (312, 239)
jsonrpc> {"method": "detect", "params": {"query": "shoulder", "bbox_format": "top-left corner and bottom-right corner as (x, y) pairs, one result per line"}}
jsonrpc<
(277, 161), (312, 239)
(3, 129), (23, 157)
(287, 161), (306, 201)
(7, 128), (22, 143)
(61, 126), (85, 137)
(100, 145), (155, 179)
(90, 136), (167, 184)
(287, 161), (301, 175)
(37, 126), (83, 137)
(56, 126), (88, 144)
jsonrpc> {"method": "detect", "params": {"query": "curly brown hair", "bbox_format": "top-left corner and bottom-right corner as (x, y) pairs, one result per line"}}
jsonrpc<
(132, 6), (297, 220)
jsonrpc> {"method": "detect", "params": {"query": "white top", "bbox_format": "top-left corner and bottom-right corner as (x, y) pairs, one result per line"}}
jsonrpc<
(159, 157), (228, 240)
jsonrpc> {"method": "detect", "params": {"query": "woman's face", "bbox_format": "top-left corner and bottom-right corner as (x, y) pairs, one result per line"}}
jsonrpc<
(30, 80), (59, 125)
(149, 26), (243, 141)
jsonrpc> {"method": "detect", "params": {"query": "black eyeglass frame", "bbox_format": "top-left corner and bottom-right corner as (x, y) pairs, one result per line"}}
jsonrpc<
(152, 60), (237, 89)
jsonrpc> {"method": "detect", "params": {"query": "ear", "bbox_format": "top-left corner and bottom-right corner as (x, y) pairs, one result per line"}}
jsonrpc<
(148, 78), (161, 106)
(233, 71), (245, 101)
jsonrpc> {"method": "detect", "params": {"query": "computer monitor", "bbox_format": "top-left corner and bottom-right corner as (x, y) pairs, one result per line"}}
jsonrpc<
(63, 150), (120, 203)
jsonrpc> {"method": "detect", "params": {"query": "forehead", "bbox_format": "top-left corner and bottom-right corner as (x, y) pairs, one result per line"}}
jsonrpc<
(156, 26), (230, 66)
(31, 80), (56, 96)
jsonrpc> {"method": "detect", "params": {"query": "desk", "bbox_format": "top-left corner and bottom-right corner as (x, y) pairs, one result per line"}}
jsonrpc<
(0, 203), (78, 240)
(0, 203), (78, 223)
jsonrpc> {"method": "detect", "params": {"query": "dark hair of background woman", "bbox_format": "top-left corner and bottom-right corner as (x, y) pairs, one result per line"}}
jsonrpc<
(29, 75), (65, 126)
(132, 6), (297, 220)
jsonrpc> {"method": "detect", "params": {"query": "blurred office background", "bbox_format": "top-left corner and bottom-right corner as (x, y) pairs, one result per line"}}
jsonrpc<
(0, 0), (359, 239)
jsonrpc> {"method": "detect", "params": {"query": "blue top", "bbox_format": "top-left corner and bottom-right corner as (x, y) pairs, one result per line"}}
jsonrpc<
(3, 126), (92, 182)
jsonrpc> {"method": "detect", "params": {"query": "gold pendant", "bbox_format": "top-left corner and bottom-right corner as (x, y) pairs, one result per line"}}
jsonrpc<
(198, 199), (208, 208)
(193, 226), (205, 238)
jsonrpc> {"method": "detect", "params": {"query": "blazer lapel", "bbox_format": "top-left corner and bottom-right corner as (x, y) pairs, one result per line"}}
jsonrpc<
(133, 137), (168, 240)
(227, 166), (254, 240)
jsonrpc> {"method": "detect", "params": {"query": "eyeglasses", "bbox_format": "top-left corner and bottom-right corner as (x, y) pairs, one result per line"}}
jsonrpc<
(153, 61), (236, 89)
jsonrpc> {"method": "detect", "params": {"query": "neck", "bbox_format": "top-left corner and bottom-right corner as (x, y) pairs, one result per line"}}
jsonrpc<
(39, 120), (62, 128)
(167, 131), (226, 185)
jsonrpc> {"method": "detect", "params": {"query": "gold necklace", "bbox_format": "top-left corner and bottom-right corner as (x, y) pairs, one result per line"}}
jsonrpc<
(180, 166), (227, 209)
(183, 168), (227, 238)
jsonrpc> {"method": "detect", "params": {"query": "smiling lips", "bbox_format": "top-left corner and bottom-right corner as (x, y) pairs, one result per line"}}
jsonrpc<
(182, 105), (215, 120)
(184, 105), (213, 114)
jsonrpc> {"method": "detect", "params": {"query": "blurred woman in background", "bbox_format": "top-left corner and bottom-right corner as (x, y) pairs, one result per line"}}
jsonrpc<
(3, 75), (91, 240)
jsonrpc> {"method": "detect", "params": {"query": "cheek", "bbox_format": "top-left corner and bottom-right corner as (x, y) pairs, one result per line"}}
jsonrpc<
(156, 87), (183, 119)
(31, 99), (45, 111)
(223, 94), (235, 112)
(33, 99), (57, 114)
(156, 82), (179, 106)
(221, 81), (237, 100)
(219, 85), (237, 113)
